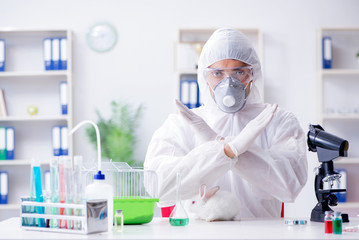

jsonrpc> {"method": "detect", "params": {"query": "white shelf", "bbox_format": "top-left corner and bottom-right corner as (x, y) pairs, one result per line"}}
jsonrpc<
(322, 114), (359, 120)
(321, 69), (359, 75)
(0, 204), (19, 210)
(0, 159), (49, 166)
(0, 71), (68, 78)
(335, 157), (359, 165)
(0, 29), (73, 220)
(0, 115), (69, 122)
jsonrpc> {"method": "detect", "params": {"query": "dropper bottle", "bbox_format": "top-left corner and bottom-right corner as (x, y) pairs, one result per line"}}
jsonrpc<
(169, 172), (189, 226)
(69, 120), (114, 231)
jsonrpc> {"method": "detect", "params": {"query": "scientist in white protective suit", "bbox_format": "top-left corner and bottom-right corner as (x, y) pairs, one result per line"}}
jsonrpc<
(144, 28), (308, 218)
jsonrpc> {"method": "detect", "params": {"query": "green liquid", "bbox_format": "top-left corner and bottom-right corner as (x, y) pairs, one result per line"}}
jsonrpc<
(333, 219), (342, 234)
(169, 218), (189, 226)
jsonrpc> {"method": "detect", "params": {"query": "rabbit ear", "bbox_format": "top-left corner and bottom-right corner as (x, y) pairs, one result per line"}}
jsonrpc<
(200, 184), (207, 199)
(205, 186), (220, 199)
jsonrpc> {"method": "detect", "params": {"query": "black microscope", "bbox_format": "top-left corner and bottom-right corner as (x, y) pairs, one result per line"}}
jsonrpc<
(307, 124), (350, 222)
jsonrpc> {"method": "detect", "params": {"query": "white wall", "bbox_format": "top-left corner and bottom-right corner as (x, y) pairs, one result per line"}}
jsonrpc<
(1, 0), (359, 218)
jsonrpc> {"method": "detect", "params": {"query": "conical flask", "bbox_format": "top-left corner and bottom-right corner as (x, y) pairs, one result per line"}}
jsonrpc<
(169, 172), (189, 226)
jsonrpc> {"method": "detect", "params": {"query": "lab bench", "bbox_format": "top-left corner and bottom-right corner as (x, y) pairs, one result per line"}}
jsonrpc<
(1, 217), (359, 239)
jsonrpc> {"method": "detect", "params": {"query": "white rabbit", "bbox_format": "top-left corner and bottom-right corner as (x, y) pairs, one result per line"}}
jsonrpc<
(189, 184), (241, 222)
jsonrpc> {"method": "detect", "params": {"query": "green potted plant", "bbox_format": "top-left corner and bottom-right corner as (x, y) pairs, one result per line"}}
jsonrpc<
(86, 101), (144, 167)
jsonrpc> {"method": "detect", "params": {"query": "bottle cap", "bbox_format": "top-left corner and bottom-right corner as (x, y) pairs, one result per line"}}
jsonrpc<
(94, 170), (105, 180)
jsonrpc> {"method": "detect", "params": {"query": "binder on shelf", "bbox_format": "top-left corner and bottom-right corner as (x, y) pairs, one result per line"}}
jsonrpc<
(0, 39), (5, 72)
(60, 38), (67, 70)
(322, 36), (332, 69)
(0, 171), (8, 204)
(334, 168), (347, 203)
(60, 126), (68, 156)
(180, 79), (200, 109)
(6, 127), (14, 160)
(0, 127), (6, 160)
(0, 88), (8, 117)
(43, 38), (52, 71)
(59, 81), (68, 115)
(180, 80), (190, 108)
(189, 80), (199, 109)
(52, 126), (61, 156)
(52, 38), (60, 70)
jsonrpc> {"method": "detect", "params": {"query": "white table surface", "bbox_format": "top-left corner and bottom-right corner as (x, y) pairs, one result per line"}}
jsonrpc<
(1, 217), (359, 239)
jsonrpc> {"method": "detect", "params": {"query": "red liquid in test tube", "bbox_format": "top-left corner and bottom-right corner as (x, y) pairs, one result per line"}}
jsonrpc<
(325, 220), (333, 234)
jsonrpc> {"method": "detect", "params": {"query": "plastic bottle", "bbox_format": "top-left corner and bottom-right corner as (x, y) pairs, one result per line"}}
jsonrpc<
(324, 211), (333, 234)
(333, 211), (342, 234)
(85, 170), (114, 231)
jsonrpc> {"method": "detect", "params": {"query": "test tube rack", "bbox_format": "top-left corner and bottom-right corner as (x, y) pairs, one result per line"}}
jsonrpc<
(20, 198), (108, 234)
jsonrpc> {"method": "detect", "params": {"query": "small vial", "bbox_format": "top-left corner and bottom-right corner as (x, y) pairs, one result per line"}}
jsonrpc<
(324, 211), (333, 234)
(333, 211), (342, 234)
(114, 210), (124, 232)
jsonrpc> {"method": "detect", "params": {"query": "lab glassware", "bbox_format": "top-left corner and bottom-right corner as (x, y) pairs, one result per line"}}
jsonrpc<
(333, 211), (342, 234)
(114, 209), (124, 232)
(169, 172), (189, 226)
(324, 211), (333, 234)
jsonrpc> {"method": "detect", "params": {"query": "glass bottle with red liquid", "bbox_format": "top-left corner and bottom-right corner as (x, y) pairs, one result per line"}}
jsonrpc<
(324, 211), (333, 234)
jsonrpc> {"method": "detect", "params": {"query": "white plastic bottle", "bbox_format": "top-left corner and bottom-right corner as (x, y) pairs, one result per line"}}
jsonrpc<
(85, 170), (113, 231)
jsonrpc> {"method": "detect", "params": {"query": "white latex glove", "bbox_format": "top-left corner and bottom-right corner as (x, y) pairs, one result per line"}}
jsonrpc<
(175, 99), (218, 143)
(227, 104), (278, 157)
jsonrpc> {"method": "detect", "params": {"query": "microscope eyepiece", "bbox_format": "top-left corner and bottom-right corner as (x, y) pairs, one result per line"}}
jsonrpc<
(307, 124), (348, 157)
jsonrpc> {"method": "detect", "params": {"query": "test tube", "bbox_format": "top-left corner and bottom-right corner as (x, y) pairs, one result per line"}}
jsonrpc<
(49, 156), (59, 228)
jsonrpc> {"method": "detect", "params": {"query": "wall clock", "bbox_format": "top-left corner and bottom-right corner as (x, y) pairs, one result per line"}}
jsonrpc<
(86, 22), (117, 52)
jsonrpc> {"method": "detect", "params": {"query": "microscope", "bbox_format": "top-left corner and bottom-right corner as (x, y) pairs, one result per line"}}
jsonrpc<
(307, 124), (349, 222)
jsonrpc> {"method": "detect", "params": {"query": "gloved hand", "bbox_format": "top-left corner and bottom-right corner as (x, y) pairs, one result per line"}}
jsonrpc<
(175, 99), (218, 143)
(227, 104), (278, 157)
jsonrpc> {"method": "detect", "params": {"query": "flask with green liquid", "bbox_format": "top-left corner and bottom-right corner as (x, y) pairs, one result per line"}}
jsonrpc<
(169, 172), (189, 226)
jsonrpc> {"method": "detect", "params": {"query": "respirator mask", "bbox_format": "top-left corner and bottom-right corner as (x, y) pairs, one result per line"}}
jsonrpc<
(204, 66), (253, 113)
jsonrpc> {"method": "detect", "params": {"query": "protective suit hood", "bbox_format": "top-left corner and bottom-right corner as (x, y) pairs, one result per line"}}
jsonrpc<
(198, 28), (263, 111)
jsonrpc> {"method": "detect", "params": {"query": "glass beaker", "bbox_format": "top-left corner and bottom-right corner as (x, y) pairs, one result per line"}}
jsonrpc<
(169, 172), (189, 226)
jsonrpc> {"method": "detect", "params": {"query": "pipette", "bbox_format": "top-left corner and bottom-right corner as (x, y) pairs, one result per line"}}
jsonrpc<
(169, 172), (189, 226)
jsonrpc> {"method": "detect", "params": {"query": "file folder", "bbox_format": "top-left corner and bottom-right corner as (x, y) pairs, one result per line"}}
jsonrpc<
(60, 38), (67, 70)
(180, 80), (190, 108)
(0, 171), (8, 204)
(43, 38), (52, 71)
(189, 81), (199, 108)
(0, 39), (5, 72)
(52, 38), (60, 70)
(322, 36), (332, 69)
(0, 127), (6, 160)
(59, 81), (68, 115)
(52, 126), (61, 156)
(334, 169), (347, 203)
(0, 88), (8, 117)
(6, 127), (14, 160)
(60, 126), (68, 156)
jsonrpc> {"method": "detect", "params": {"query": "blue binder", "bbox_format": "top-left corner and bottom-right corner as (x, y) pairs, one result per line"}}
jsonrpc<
(322, 36), (332, 69)
(0, 39), (5, 72)
(43, 38), (52, 71)
(334, 168), (347, 203)
(60, 126), (68, 156)
(6, 127), (14, 160)
(52, 38), (60, 70)
(52, 126), (61, 156)
(180, 79), (199, 109)
(0, 171), (8, 204)
(59, 81), (68, 115)
(60, 38), (67, 70)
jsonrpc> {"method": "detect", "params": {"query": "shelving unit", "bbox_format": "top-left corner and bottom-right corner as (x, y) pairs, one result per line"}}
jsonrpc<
(0, 29), (73, 221)
(317, 28), (359, 216)
(174, 28), (263, 107)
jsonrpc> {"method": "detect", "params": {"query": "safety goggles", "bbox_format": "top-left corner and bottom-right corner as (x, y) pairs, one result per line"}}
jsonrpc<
(204, 66), (254, 86)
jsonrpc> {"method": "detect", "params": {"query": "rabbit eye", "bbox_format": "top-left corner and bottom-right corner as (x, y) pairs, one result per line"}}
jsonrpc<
(192, 201), (196, 204)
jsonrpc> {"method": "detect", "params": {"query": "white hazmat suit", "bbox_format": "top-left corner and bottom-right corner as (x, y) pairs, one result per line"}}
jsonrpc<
(144, 28), (308, 218)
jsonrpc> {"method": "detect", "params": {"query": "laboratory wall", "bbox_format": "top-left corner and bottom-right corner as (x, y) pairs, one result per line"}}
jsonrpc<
(1, 0), (359, 218)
